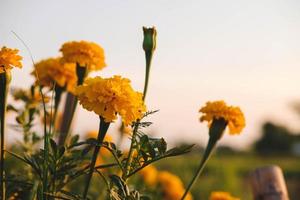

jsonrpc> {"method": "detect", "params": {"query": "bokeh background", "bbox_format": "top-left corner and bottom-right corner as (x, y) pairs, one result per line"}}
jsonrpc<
(1, 0), (300, 199)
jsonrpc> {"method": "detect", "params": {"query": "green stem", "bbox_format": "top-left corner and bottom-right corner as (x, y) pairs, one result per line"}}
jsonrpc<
(0, 71), (10, 200)
(58, 63), (86, 146)
(52, 85), (63, 132)
(41, 86), (49, 200)
(122, 123), (139, 180)
(181, 138), (217, 200)
(82, 117), (110, 199)
(123, 49), (154, 180)
(58, 93), (77, 146)
(142, 51), (153, 101)
(48, 83), (56, 140)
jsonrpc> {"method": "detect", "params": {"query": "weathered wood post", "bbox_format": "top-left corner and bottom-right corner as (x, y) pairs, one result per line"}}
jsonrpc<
(249, 165), (289, 200)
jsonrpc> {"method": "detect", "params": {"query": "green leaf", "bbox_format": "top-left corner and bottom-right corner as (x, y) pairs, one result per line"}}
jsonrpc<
(58, 146), (65, 159)
(50, 139), (58, 155)
(69, 134), (80, 147)
(109, 175), (129, 197)
(165, 144), (194, 157)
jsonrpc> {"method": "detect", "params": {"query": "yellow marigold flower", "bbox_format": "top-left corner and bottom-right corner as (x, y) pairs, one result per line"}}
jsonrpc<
(164, 189), (193, 200)
(158, 171), (183, 189)
(139, 165), (158, 187)
(32, 57), (77, 93)
(60, 41), (106, 71)
(75, 76), (146, 125)
(0, 46), (22, 73)
(158, 171), (193, 200)
(199, 100), (245, 134)
(210, 191), (240, 200)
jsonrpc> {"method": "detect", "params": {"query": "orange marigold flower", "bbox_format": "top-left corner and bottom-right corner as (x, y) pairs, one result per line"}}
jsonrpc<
(0, 46), (22, 73)
(139, 165), (158, 187)
(158, 171), (193, 200)
(60, 41), (106, 71)
(210, 191), (240, 200)
(75, 76), (146, 125)
(199, 100), (245, 134)
(32, 57), (77, 93)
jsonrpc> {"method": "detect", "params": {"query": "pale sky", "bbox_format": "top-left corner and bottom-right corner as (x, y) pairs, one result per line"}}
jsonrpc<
(1, 0), (300, 149)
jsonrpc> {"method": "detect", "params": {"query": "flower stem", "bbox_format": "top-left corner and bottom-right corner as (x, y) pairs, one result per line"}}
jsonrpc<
(52, 85), (64, 132)
(82, 117), (110, 199)
(123, 52), (152, 179)
(58, 64), (86, 146)
(0, 71), (10, 200)
(123, 31), (156, 179)
(58, 93), (77, 146)
(41, 85), (49, 200)
(143, 51), (153, 101)
(122, 122), (139, 180)
(181, 137), (217, 200)
(181, 119), (226, 200)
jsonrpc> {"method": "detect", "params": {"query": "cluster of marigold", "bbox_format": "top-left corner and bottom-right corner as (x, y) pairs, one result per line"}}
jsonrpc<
(139, 164), (239, 200)
(0, 41), (146, 124)
(0, 39), (245, 199)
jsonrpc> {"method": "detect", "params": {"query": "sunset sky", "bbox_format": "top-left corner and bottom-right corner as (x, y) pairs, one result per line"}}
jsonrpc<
(1, 0), (300, 149)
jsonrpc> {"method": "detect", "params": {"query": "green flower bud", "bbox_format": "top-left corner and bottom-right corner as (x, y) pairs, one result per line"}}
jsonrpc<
(143, 27), (157, 52)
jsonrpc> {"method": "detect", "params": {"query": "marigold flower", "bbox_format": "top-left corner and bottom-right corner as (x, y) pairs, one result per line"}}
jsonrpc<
(75, 76), (146, 125)
(60, 41), (106, 71)
(32, 57), (77, 92)
(158, 171), (193, 200)
(0, 46), (22, 73)
(139, 165), (158, 187)
(199, 100), (245, 134)
(210, 191), (240, 200)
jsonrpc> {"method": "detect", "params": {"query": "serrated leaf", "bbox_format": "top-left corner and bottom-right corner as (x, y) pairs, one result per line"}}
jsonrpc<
(165, 144), (194, 157)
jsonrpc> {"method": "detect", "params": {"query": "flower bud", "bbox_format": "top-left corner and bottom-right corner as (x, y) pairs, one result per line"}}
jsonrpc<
(143, 27), (157, 52)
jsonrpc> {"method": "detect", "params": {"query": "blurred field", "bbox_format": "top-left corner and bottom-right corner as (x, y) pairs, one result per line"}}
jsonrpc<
(156, 152), (300, 200)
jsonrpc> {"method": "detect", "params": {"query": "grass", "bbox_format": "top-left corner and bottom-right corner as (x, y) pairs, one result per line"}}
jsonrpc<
(156, 151), (300, 200)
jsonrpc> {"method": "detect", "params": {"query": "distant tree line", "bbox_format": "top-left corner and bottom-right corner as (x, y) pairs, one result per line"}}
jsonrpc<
(254, 122), (300, 155)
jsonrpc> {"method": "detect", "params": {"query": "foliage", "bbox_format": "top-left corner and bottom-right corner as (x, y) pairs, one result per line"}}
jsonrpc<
(254, 122), (300, 155)
(4, 89), (193, 200)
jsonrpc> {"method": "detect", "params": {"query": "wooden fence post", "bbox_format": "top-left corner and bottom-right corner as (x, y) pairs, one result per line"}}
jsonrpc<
(249, 165), (289, 200)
